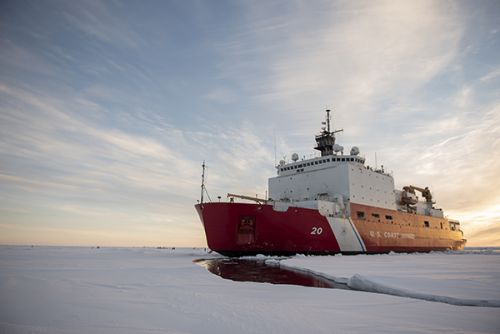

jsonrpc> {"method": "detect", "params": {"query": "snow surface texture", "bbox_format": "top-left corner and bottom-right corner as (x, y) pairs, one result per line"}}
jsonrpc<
(1, 247), (500, 334)
(280, 251), (500, 308)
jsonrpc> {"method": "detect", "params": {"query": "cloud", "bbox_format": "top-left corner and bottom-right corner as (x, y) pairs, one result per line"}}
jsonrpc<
(213, 1), (462, 131)
(61, 1), (141, 49)
(203, 88), (236, 104)
(480, 67), (500, 82)
(0, 0), (498, 247)
(0, 80), (275, 245)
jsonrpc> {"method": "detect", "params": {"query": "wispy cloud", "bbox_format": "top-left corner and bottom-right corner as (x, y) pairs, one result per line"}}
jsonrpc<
(61, 1), (142, 49)
(480, 67), (500, 82)
(0, 0), (498, 246)
(0, 79), (274, 245)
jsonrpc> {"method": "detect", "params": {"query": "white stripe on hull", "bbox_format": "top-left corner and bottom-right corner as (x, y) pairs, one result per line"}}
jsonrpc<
(325, 216), (366, 252)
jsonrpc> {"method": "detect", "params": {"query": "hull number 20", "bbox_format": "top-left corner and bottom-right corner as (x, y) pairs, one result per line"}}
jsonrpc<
(311, 227), (323, 235)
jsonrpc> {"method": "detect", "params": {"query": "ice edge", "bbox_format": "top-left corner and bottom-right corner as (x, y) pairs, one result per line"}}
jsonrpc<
(276, 260), (500, 308)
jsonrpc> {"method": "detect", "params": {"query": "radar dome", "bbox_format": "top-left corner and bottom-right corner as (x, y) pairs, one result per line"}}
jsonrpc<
(279, 160), (286, 166)
(291, 153), (299, 162)
(350, 146), (360, 156)
(333, 144), (343, 153)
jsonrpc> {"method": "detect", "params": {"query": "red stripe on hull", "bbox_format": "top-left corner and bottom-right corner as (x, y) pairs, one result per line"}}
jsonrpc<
(195, 203), (340, 255)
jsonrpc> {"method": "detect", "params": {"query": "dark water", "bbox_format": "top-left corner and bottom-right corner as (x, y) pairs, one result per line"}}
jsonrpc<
(196, 258), (350, 290)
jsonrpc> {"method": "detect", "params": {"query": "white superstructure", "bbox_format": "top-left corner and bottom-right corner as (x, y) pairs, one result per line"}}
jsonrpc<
(269, 155), (396, 210)
(268, 109), (444, 219)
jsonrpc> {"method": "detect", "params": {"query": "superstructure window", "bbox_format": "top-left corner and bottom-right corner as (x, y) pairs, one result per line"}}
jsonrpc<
(357, 211), (365, 220)
(424, 221), (430, 228)
(371, 213), (380, 219)
(385, 215), (393, 220)
(350, 158), (354, 161)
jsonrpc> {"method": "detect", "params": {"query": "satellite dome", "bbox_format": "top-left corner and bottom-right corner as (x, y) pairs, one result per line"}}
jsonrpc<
(333, 144), (343, 153)
(279, 160), (286, 166)
(291, 153), (299, 162)
(350, 146), (360, 156)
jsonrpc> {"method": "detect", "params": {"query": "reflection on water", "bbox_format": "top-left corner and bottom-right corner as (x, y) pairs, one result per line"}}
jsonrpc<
(196, 258), (349, 290)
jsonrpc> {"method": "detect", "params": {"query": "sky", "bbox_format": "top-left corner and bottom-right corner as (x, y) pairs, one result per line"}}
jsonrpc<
(0, 0), (499, 247)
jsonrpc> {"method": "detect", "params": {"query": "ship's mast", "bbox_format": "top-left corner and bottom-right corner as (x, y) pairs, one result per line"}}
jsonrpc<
(314, 109), (343, 156)
(200, 161), (206, 204)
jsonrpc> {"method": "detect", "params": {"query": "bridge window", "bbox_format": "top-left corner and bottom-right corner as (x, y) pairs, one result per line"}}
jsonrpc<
(385, 215), (393, 220)
(424, 221), (430, 228)
(357, 211), (365, 220)
(350, 158), (354, 161)
(371, 213), (380, 219)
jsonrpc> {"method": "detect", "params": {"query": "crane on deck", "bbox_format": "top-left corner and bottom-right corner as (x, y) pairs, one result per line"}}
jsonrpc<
(403, 185), (434, 204)
(227, 193), (268, 204)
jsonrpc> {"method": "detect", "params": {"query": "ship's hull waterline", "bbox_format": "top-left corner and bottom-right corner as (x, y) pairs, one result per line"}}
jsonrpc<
(195, 202), (466, 256)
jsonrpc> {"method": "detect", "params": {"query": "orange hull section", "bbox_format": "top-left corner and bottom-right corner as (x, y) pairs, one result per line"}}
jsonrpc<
(350, 203), (466, 252)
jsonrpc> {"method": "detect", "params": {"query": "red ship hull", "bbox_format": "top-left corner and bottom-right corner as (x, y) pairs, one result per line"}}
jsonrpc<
(195, 202), (466, 256)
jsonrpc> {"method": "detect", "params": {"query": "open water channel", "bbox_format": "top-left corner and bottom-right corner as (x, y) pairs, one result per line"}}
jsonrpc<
(195, 258), (350, 290)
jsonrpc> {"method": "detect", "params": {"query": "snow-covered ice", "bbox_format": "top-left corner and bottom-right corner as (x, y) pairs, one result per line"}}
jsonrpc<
(282, 251), (500, 302)
(1, 246), (499, 334)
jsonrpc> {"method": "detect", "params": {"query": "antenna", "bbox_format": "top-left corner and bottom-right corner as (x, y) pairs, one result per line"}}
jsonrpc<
(375, 152), (378, 170)
(200, 161), (206, 204)
(325, 109), (331, 132)
(273, 129), (277, 167)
